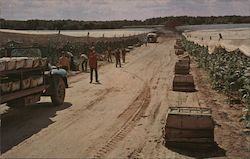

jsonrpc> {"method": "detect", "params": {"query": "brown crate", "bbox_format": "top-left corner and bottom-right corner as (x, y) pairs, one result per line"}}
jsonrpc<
(15, 58), (26, 69)
(173, 75), (195, 92)
(30, 76), (44, 88)
(6, 59), (16, 70)
(32, 58), (40, 68)
(11, 80), (21, 92)
(175, 62), (190, 75)
(165, 107), (214, 144)
(40, 58), (48, 67)
(24, 59), (33, 68)
(0, 82), (12, 93)
(175, 49), (184, 55)
(22, 78), (31, 89)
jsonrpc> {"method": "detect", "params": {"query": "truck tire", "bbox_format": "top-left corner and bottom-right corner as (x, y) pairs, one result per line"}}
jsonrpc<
(51, 77), (65, 106)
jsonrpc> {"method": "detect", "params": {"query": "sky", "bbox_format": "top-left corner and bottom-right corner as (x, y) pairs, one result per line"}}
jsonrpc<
(1, 0), (250, 21)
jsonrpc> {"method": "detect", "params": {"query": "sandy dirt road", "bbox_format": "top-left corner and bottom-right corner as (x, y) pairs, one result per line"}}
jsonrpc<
(1, 35), (249, 158)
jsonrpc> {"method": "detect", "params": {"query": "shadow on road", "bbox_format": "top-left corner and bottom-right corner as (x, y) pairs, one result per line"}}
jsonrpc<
(1, 102), (72, 153)
(166, 143), (226, 158)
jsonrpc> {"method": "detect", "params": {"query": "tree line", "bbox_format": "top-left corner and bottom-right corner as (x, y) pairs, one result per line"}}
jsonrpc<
(0, 16), (249, 30)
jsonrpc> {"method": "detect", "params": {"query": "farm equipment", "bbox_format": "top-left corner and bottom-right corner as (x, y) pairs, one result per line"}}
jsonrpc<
(173, 74), (195, 92)
(0, 47), (68, 107)
(165, 107), (215, 149)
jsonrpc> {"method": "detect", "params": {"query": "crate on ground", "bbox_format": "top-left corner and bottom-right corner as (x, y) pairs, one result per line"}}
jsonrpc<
(165, 107), (215, 149)
(178, 55), (190, 64)
(175, 49), (184, 55)
(175, 61), (190, 75)
(173, 74), (195, 92)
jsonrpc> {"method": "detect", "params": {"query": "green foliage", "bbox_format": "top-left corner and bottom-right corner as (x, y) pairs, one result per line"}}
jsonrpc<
(182, 38), (250, 128)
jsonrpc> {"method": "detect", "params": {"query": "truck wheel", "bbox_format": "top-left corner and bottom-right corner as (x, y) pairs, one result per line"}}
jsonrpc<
(51, 77), (65, 106)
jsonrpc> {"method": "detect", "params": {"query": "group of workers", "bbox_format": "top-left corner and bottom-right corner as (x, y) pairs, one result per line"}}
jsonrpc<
(58, 46), (127, 84)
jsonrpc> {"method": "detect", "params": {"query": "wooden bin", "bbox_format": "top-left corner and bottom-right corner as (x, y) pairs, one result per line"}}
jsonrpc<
(22, 78), (31, 89)
(173, 75), (195, 92)
(15, 58), (26, 69)
(30, 76), (44, 88)
(11, 80), (21, 92)
(175, 61), (190, 75)
(165, 107), (215, 148)
(24, 58), (34, 68)
(175, 49), (184, 55)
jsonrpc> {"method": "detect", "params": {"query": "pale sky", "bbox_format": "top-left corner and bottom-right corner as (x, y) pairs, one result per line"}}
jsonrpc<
(1, 0), (250, 20)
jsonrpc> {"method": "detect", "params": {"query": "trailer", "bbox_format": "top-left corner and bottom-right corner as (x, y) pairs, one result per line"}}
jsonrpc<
(0, 47), (68, 107)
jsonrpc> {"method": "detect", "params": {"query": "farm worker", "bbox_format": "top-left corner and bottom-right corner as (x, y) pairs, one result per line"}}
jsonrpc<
(80, 53), (88, 72)
(114, 49), (121, 68)
(219, 33), (223, 41)
(107, 47), (112, 62)
(66, 52), (74, 71)
(144, 36), (148, 46)
(58, 51), (70, 71)
(121, 48), (126, 63)
(88, 47), (99, 83)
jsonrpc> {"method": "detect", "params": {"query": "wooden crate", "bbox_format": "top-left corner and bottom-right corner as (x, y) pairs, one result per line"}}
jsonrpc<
(173, 75), (195, 92)
(175, 61), (190, 75)
(15, 58), (26, 69)
(165, 107), (215, 146)
(30, 76), (44, 88)
(175, 49), (184, 55)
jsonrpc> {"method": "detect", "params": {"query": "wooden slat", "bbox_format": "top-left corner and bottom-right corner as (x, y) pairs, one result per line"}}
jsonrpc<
(0, 85), (49, 103)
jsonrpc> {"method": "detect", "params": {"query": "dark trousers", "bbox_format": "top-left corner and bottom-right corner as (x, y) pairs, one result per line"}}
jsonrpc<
(107, 55), (112, 62)
(81, 61), (87, 72)
(122, 55), (125, 63)
(116, 58), (121, 67)
(90, 68), (98, 82)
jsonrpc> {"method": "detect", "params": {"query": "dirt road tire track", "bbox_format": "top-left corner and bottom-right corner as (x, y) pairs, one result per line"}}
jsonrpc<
(91, 84), (151, 158)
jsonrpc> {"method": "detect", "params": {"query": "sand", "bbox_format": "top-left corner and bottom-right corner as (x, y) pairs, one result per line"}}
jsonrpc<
(183, 28), (250, 57)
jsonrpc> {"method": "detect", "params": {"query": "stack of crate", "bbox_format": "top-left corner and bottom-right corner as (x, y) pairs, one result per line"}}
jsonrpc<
(174, 39), (185, 55)
(0, 57), (47, 94)
(173, 40), (195, 92)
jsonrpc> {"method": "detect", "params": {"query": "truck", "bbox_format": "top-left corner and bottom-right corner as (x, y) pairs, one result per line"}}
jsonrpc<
(147, 33), (158, 43)
(0, 47), (68, 107)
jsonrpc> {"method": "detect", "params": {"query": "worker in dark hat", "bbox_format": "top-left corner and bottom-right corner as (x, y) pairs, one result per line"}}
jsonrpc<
(88, 46), (99, 83)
